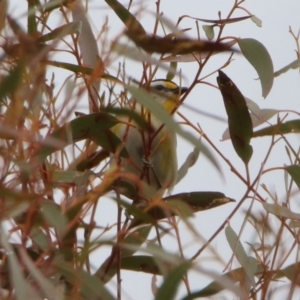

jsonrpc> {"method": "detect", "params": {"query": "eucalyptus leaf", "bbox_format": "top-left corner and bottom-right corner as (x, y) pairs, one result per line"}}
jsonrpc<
(238, 38), (274, 98)
(36, 21), (82, 42)
(34, 112), (119, 164)
(217, 71), (253, 163)
(253, 119), (300, 137)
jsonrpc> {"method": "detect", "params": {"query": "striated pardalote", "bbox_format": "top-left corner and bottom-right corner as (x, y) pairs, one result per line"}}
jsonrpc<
(112, 79), (188, 200)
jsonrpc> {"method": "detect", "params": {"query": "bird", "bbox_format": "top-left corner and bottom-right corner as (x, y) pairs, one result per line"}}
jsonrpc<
(111, 79), (188, 201)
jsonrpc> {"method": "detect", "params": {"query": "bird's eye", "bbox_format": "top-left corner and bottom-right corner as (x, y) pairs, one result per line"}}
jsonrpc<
(154, 85), (165, 91)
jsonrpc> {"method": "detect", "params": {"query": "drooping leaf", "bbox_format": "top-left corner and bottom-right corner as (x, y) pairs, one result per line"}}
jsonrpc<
(71, 0), (102, 103)
(95, 225), (152, 283)
(104, 106), (149, 130)
(181, 270), (241, 299)
(274, 59), (300, 77)
(92, 127), (128, 158)
(202, 25), (214, 40)
(164, 192), (235, 212)
(76, 150), (110, 171)
(155, 261), (191, 300)
(0, 227), (40, 299)
(279, 263), (300, 285)
(176, 146), (200, 184)
(19, 249), (64, 300)
(181, 15), (253, 25)
(0, 62), (24, 104)
(121, 225), (152, 258)
(286, 165), (300, 189)
(129, 192), (235, 228)
(162, 40), (237, 63)
(120, 255), (162, 275)
(27, 0), (37, 35)
(250, 15), (262, 27)
(36, 21), (82, 42)
(238, 38), (274, 98)
(126, 30), (236, 55)
(41, 200), (68, 236)
(263, 202), (300, 220)
(166, 61), (177, 80)
(0, 0), (7, 33)
(225, 226), (257, 287)
(71, 2), (99, 67)
(155, 262), (192, 300)
(34, 112), (120, 164)
(253, 119), (300, 137)
(222, 107), (279, 140)
(30, 228), (51, 251)
(217, 71), (253, 163)
(43, 60), (121, 83)
(181, 265), (264, 299)
(105, 0), (146, 33)
(43, 0), (68, 12)
(56, 260), (115, 300)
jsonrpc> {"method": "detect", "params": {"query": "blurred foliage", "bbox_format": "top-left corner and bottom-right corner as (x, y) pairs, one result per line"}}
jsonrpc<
(0, 0), (300, 299)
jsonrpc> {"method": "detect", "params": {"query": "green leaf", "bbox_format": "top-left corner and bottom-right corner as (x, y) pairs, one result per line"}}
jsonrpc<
(176, 145), (200, 183)
(0, 0), (7, 33)
(71, 0), (102, 98)
(250, 15), (262, 27)
(155, 261), (191, 300)
(238, 38), (274, 98)
(76, 150), (110, 171)
(36, 21), (82, 42)
(126, 31), (236, 55)
(41, 200), (68, 236)
(129, 198), (195, 225)
(43, 0), (67, 12)
(120, 255), (161, 275)
(91, 127), (128, 158)
(27, 0), (37, 35)
(286, 165), (300, 189)
(217, 71), (253, 163)
(121, 225), (152, 258)
(94, 222), (152, 283)
(30, 228), (49, 251)
(0, 226), (40, 299)
(187, 15), (253, 25)
(57, 260), (115, 300)
(280, 263), (300, 285)
(34, 112), (119, 163)
(181, 269), (241, 299)
(202, 25), (214, 40)
(164, 192), (235, 212)
(49, 169), (91, 184)
(274, 59), (300, 77)
(263, 202), (300, 220)
(104, 106), (149, 130)
(166, 61), (177, 81)
(0, 62), (24, 104)
(44, 60), (122, 84)
(162, 40), (237, 63)
(223, 108), (279, 140)
(19, 248), (64, 300)
(129, 192), (234, 228)
(105, 0), (146, 33)
(253, 119), (300, 137)
(181, 265), (264, 299)
(225, 226), (257, 287)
